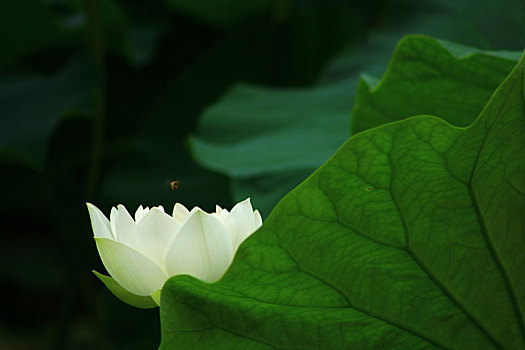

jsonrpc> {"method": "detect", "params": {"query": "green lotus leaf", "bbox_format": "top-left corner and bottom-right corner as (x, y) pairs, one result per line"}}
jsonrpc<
(159, 48), (525, 349)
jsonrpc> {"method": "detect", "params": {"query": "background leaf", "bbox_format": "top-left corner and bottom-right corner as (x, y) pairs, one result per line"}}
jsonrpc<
(0, 0), (75, 66)
(163, 0), (271, 28)
(190, 80), (355, 217)
(0, 58), (96, 167)
(160, 45), (525, 350)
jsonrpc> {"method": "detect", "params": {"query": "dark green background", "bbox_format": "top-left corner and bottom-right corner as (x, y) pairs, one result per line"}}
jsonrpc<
(1, 0), (524, 349)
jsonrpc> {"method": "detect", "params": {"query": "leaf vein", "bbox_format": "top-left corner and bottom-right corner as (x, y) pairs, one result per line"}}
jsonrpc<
(276, 234), (446, 349)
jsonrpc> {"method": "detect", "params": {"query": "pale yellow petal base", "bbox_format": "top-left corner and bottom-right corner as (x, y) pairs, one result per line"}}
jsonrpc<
(150, 289), (162, 306)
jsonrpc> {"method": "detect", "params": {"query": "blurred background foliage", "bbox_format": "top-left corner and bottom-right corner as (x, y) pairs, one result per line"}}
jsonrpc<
(0, 0), (524, 349)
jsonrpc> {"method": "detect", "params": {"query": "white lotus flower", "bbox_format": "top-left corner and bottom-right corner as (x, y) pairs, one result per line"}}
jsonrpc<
(87, 199), (262, 308)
